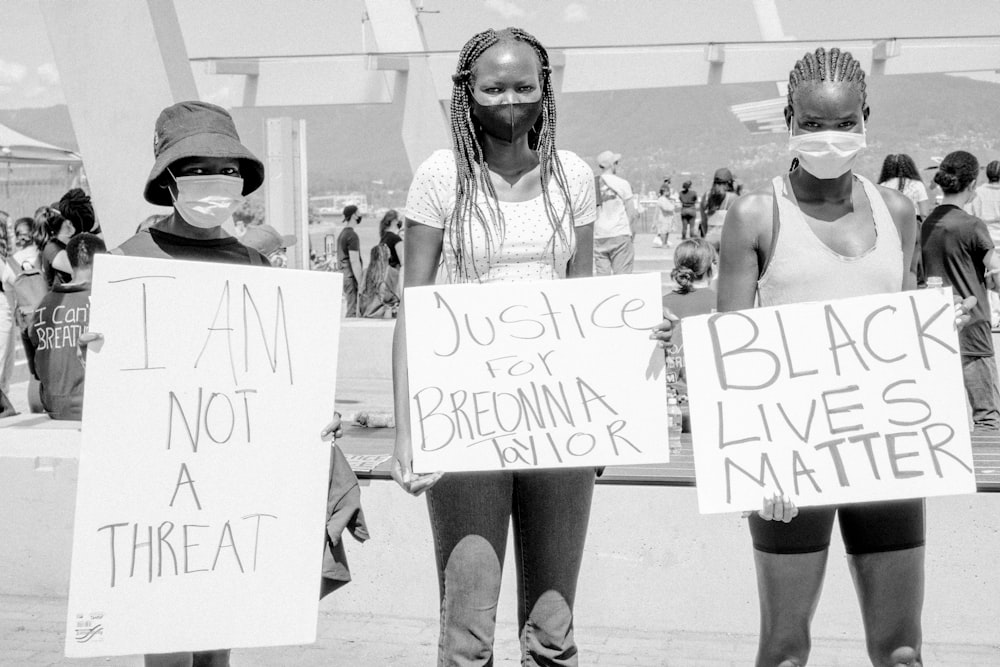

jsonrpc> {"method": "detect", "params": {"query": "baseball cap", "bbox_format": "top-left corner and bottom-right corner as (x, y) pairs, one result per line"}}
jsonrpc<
(343, 205), (359, 220)
(713, 167), (734, 183)
(240, 223), (297, 256)
(144, 101), (264, 207)
(597, 150), (621, 169)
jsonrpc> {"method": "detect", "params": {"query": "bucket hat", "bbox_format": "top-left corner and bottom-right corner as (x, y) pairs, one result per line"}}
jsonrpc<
(144, 101), (264, 206)
(240, 223), (297, 256)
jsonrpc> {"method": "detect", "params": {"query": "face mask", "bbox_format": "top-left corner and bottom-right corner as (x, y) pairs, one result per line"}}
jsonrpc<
(788, 118), (867, 180)
(169, 170), (245, 229)
(469, 95), (543, 144)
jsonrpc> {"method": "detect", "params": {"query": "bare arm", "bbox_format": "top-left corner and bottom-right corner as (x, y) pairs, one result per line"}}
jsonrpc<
(567, 223), (594, 278)
(878, 186), (919, 291)
(716, 194), (772, 313)
(348, 249), (363, 284)
(391, 219), (444, 494)
(52, 249), (72, 277)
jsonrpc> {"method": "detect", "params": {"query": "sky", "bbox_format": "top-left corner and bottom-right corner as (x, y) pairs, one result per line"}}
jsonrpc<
(1, 0), (998, 110)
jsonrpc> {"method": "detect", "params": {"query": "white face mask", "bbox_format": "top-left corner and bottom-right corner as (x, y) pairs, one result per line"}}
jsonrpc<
(169, 171), (245, 229)
(788, 118), (867, 180)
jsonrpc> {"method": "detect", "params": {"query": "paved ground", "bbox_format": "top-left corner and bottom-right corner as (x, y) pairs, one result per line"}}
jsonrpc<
(4, 594), (999, 666)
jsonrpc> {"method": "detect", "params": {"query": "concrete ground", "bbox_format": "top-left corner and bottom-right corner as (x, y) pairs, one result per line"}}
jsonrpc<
(4, 234), (1000, 665)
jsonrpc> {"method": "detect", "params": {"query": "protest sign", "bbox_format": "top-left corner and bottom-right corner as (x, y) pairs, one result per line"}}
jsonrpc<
(684, 289), (975, 514)
(405, 273), (669, 473)
(65, 255), (342, 657)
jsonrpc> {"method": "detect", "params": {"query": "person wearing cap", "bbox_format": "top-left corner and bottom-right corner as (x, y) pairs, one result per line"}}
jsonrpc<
(593, 149), (638, 275)
(240, 223), (297, 268)
(336, 205), (363, 317)
(701, 167), (738, 250)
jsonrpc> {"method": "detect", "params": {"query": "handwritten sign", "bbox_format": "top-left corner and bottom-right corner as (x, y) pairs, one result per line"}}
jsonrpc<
(684, 289), (976, 514)
(65, 255), (342, 657)
(405, 273), (669, 472)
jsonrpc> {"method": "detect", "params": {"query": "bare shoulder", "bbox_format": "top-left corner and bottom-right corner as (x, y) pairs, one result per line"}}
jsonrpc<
(726, 187), (776, 244)
(873, 182), (916, 219)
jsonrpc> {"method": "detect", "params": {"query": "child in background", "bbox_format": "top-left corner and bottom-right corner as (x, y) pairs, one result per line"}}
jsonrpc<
(662, 238), (717, 431)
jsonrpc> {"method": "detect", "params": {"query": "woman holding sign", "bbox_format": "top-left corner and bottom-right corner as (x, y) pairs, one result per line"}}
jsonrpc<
(717, 48), (933, 667)
(390, 27), (665, 666)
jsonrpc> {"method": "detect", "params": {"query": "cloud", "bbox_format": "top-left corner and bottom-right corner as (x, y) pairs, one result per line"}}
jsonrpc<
(563, 2), (588, 22)
(36, 63), (60, 86)
(483, 0), (526, 19)
(0, 59), (27, 86)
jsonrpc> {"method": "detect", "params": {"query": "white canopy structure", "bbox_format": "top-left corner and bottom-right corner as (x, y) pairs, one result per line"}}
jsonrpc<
(0, 122), (81, 165)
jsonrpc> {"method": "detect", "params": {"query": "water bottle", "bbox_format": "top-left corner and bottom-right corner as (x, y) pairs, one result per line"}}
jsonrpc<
(667, 396), (683, 454)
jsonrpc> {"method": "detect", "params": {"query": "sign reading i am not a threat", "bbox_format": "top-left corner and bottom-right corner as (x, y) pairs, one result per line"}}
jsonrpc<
(406, 273), (669, 473)
(684, 289), (976, 514)
(65, 255), (342, 658)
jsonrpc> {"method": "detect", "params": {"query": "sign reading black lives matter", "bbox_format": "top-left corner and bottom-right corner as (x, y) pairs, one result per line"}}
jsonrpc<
(65, 255), (342, 657)
(406, 273), (669, 473)
(684, 289), (976, 514)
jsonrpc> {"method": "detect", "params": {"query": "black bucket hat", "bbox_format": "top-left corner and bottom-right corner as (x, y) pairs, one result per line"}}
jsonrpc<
(144, 101), (264, 206)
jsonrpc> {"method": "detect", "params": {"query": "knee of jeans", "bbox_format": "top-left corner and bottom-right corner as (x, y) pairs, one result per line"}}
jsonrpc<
(442, 535), (503, 613)
(523, 590), (574, 645)
(878, 645), (920, 667)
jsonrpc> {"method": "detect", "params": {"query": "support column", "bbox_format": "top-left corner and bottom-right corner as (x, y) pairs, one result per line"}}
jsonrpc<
(39, 0), (198, 247)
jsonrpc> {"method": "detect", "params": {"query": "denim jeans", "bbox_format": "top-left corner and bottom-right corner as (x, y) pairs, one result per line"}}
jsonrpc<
(426, 468), (596, 666)
(962, 354), (1000, 431)
(593, 235), (634, 276)
(342, 273), (358, 318)
(679, 213), (698, 239)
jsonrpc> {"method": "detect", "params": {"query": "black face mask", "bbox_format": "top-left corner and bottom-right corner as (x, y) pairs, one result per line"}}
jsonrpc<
(469, 97), (543, 144)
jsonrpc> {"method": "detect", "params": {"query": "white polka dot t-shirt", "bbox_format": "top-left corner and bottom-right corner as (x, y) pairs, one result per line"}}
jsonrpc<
(405, 149), (596, 283)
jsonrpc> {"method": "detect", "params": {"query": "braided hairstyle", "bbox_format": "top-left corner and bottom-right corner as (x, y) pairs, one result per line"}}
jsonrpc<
(878, 153), (923, 191)
(787, 47), (867, 114)
(448, 27), (574, 281)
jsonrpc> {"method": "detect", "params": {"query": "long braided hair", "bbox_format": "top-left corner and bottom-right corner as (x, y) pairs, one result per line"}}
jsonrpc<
(878, 153), (923, 191)
(448, 27), (574, 281)
(787, 47), (867, 113)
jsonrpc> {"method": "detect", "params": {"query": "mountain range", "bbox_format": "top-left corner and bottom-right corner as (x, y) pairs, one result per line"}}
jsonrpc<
(3, 72), (999, 204)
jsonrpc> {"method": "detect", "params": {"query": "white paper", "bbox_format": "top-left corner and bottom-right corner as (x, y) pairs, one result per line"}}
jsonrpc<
(65, 255), (342, 657)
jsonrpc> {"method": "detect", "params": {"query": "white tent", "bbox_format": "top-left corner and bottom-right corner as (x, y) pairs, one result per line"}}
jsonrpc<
(0, 121), (81, 165)
(0, 122), (84, 218)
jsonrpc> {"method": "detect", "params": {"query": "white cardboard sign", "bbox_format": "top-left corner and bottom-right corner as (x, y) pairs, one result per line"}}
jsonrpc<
(684, 289), (976, 514)
(65, 255), (342, 657)
(405, 273), (669, 472)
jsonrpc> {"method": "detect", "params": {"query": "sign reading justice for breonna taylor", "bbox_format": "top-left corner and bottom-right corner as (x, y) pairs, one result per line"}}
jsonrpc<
(65, 255), (342, 657)
(405, 273), (669, 473)
(683, 289), (976, 514)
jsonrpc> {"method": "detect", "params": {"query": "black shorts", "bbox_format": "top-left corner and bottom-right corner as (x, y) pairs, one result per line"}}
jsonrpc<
(749, 498), (925, 556)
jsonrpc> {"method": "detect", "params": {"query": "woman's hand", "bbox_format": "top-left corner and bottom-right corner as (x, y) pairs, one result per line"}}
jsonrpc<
(391, 437), (443, 496)
(650, 308), (679, 348)
(750, 493), (798, 523)
(320, 412), (344, 442)
(76, 331), (104, 369)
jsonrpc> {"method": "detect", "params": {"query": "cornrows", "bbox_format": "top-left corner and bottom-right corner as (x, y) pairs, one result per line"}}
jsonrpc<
(787, 47), (867, 109)
(448, 27), (574, 281)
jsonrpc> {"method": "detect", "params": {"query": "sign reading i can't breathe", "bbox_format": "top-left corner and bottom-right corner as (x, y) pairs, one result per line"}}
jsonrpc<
(405, 273), (669, 473)
(65, 255), (342, 657)
(683, 289), (976, 514)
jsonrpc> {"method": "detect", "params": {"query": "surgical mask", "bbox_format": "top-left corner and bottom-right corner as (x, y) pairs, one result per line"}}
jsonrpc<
(168, 170), (245, 229)
(788, 119), (867, 180)
(469, 94), (543, 144)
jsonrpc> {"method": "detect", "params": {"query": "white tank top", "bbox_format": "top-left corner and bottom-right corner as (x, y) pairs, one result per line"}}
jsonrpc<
(758, 173), (903, 307)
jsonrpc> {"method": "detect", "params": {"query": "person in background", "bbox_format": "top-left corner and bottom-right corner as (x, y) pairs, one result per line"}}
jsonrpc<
(971, 160), (1000, 326)
(26, 233), (106, 421)
(593, 148), (637, 274)
(662, 238), (717, 431)
(378, 209), (403, 270)
(921, 150), (1000, 431)
(240, 222), (297, 267)
(653, 178), (676, 248)
(1, 217), (42, 386)
(0, 231), (13, 401)
(337, 205), (363, 316)
(678, 179), (698, 239)
(56, 187), (103, 236)
(701, 167), (737, 249)
(878, 153), (931, 220)
(37, 207), (76, 288)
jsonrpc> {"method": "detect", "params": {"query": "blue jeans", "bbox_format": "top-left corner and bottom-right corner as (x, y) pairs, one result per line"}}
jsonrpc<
(426, 468), (596, 666)
(962, 354), (1000, 431)
(342, 272), (358, 317)
(593, 235), (634, 276)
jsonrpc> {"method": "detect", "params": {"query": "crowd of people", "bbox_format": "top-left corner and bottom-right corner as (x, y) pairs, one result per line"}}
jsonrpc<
(3, 27), (999, 667)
